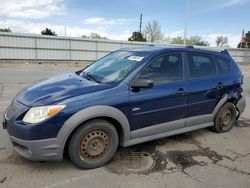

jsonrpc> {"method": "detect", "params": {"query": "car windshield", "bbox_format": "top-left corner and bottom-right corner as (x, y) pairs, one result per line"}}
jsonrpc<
(82, 51), (147, 84)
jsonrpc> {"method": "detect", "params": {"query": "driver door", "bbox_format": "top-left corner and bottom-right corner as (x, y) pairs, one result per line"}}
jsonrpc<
(129, 52), (187, 137)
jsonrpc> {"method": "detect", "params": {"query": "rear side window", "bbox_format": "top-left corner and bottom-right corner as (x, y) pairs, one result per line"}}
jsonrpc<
(140, 53), (183, 85)
(214, 57), (232, 75)
(187, 54), (217, 79)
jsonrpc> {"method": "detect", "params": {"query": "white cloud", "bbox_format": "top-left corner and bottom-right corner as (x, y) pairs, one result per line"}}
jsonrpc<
(0, 19), (241, 47)
(107, 32), (131, 41)
(0, 19), (103, 37)
(0, 19), (131, 40)
(165, 30), (240, 47)
(83, 17), (127, 25)
(0, 0), (66, 19)
(167, 30), (184, 38)
(220, 0), (250, 7)
(205, 33), (241, 47)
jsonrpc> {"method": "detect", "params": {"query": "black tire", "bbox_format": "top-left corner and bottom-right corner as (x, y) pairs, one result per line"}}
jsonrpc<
(68, 119), (118, 169)
(213, 102), (237, 133)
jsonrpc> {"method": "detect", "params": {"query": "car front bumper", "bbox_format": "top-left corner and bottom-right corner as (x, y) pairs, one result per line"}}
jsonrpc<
(9, 136), (63, 161)
(2, 100), (68, 161)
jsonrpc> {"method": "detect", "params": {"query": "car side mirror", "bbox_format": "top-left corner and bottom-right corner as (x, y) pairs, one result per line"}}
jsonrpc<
(131, 79), (154, 89)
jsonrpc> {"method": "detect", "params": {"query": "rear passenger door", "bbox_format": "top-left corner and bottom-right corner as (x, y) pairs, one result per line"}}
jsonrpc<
(185, 53), (224, 125)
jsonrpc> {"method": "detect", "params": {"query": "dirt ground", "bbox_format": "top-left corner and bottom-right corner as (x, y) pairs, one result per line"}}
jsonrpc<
(0, 62), (249, 188)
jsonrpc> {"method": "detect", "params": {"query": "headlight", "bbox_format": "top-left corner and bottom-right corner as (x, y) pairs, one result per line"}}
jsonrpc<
(23, 105), (66, 124)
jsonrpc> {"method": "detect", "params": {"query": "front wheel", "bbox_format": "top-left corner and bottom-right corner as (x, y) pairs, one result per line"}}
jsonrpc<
(68, 119), (118, 169)
(213, 102), (237, 133)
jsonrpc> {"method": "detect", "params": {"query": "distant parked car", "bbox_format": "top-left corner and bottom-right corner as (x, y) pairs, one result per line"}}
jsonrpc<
(3, 46), (246, 169)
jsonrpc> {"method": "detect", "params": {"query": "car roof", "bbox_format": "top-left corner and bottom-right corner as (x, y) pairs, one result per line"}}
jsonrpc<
(121, 45), (230, 59)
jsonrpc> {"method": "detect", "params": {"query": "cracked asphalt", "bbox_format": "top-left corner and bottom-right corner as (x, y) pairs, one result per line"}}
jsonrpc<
(0, 62), (249, 188)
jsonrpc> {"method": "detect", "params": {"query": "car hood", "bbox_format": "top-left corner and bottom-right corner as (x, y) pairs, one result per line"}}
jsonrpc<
(16, 73), (112, 106)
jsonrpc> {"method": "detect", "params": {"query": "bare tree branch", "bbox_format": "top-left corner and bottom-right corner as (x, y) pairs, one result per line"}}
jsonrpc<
(144, 20), (164, 43)
(216, 35), (228, 47)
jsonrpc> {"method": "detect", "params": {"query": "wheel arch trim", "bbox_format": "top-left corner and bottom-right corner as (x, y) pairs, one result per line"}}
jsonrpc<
(56, 105), (131, 156)
(212, 94), (228, 116)
(212, 93), (240, 117)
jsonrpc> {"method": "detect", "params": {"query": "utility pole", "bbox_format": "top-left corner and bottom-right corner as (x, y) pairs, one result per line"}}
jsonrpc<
(139, 13), (142, 33)
(184, 0), (189, 45)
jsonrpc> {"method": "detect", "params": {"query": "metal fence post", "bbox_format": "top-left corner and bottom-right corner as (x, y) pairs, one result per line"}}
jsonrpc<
(69, 39), (71, 61)
(35, 37), (38, 61)
(95, 40), (98, 61)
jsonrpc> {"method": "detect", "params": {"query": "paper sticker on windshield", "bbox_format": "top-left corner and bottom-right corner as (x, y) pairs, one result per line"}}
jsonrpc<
(127, 56), (144, 62)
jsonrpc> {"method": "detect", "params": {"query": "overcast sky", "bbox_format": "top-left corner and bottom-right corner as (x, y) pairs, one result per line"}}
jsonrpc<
(0, 0), (249, 47)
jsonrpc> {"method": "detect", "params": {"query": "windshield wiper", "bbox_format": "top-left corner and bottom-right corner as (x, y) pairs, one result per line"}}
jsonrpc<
(87, 73), (101, 83)
(81, 71), (90, 80)
(82, 72), (101, 83)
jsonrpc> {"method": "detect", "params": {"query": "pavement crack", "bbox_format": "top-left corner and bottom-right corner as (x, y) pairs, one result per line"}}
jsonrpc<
(0, 83), (4, 97)
(106, 133), (250, 177)
(0, 147), (6, 151)
(225, 150), (250, 161)
(182, 168), (203, 183)
(235, 118), (250, 128)
(216, 164), (250, 176)
(0, 177), (7, 184)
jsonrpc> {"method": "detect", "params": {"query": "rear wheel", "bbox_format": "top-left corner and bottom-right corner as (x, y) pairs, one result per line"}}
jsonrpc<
(213, 102), (237, 133)
(68, 119), (118, 169)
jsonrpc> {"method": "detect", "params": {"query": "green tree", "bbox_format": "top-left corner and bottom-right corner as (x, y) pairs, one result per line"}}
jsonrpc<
(188, 36), (209, 46)
(128, 32), (146, 42)
(82, 35), (88, 38)
(41, 28), (57, 36)
(246, 31), (250, 42)
(144, 20), (164, 42)
(246, 31), (250, 48)
(0, 28), (11, 32)
(238, 31), (250, 48)
(82, 33), (108, 39)
(169, 36), (184, 44)
(169, 36), (209, 46)
(89, 33), (108, 39)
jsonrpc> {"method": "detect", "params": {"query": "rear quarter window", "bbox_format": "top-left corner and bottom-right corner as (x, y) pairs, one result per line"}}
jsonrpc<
(187, 53), (217, 79)
(214, 57), (232, 75)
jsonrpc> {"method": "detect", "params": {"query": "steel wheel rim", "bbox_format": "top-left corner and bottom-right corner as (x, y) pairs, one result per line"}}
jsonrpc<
(80, 130), (111, 161)
(220, 109), (233, 129)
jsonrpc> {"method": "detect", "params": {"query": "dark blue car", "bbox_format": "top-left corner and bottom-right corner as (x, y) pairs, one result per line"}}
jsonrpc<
(3, 46), (246, 169)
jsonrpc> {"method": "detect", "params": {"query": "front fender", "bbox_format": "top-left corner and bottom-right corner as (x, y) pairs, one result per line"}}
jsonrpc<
(56, 105), (131, 157)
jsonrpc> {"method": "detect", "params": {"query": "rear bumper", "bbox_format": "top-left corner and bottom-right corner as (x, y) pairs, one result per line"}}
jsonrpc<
(10, 136), (63, 161)
(2, 118), (7, 129)
(236, 96), (246, 115)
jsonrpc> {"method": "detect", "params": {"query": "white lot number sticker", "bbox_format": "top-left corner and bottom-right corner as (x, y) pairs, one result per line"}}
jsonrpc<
(127, 56), (144, 62)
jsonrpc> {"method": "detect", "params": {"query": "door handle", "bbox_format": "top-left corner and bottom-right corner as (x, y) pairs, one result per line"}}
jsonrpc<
(176, 88), (186, 94)
(216, 82), (224, 90)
